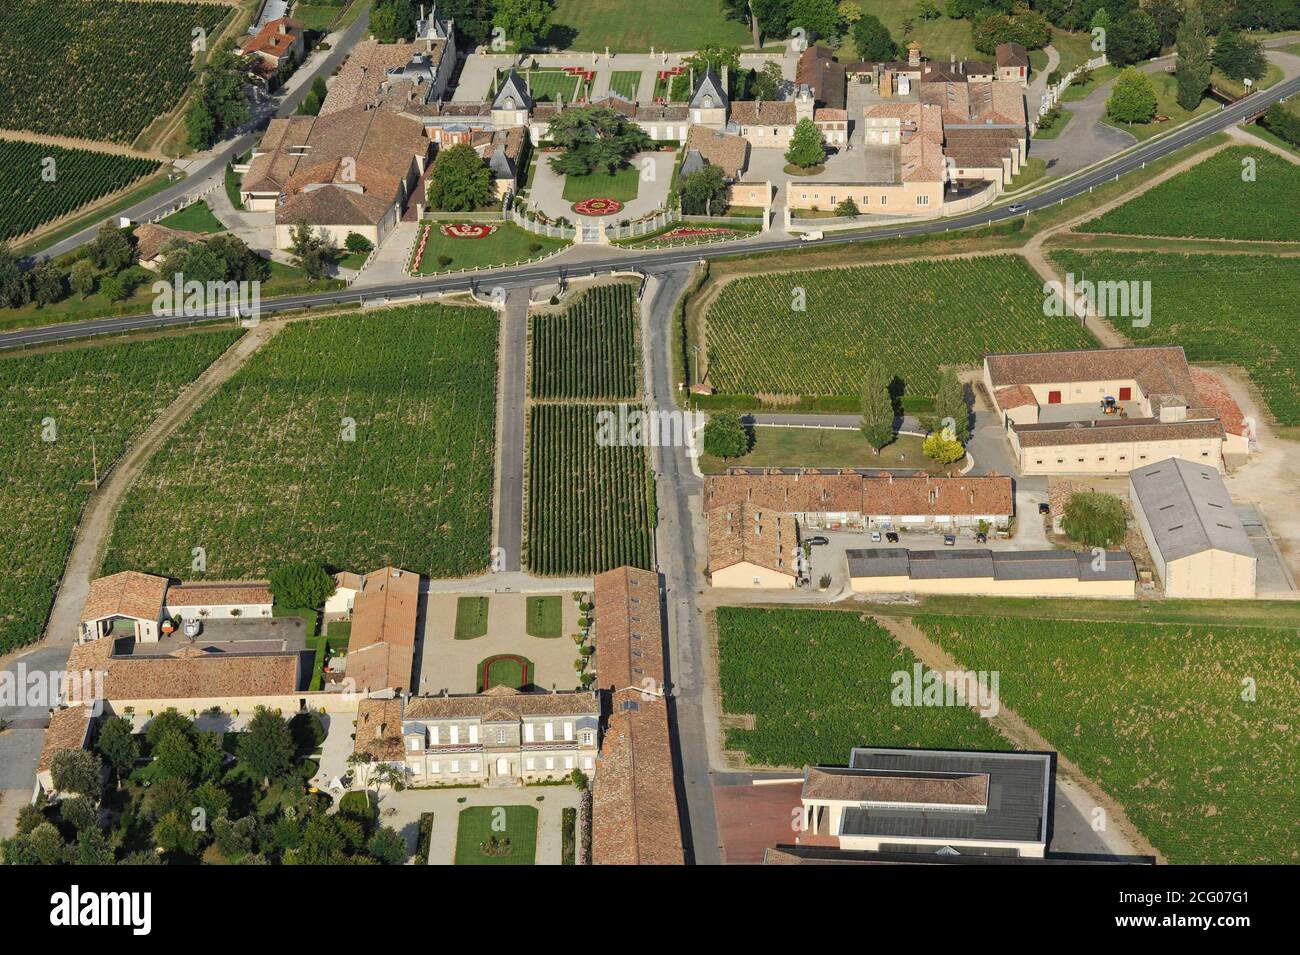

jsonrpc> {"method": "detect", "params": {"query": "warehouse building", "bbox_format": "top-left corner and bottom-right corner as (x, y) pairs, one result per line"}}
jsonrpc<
(846, 547), (1136, 597)
(1129, 457), (1257, 598)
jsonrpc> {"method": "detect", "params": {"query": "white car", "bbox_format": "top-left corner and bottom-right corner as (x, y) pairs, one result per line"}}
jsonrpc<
(870, 531), (882, 542)
(799, 230), (823, 242)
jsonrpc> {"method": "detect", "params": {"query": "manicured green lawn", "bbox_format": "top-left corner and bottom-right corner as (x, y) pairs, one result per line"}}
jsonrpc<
(697, 428), (942, 475)
(562, 165), (641, 203)
(1101, 73), (1217, 141)
(1060, 64), (1118, 102)
(294, 3), (345, 31)
(497, 68), (585, 103)
(455, 596), (490, 639)
(1006, 157), (1049, 192)
(1212, 62), (1284, 98)
(158, 199), (224, 234)
(1048, 28), (1098, 74)
(415, 222), (567, 274)
(841, 2), (980, 60)
(454, 806), (538, 865)
(1079, 146), (1300, 242)
(548, 0), (752, 52)
(608, 70), (641, 99)
(525, 596), (564, 638)
(477, 654), (534, 691)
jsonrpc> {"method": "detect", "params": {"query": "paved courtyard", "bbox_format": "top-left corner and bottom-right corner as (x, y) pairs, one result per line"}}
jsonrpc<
(413, 591), (583, 694)
(527, 149), (674, 224)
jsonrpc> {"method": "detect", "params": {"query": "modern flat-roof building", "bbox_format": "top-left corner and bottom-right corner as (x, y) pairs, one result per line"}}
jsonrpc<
(1129, 457), (1257, 598)
(846, 547), (1136, 597)
(799, 747), (1053, 858)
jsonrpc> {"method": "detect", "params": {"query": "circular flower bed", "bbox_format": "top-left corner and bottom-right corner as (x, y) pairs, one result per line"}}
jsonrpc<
(572, 197), (622, 216)
(440, 223), (498, 239)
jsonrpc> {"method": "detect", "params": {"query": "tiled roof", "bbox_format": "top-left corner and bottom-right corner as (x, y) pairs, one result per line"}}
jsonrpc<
(996, 42), (1030, 68)
(592, 690), (684, 865)
(593, 567), (665, 692)
(796, 45), (847, 110)
(241, 17), (303, 59)
(682, 125), (748, 180)
(861, 101), (946, 183)
(321, 39), (427, 115)
(82, 572), (169, 624)
(1012, 417), (1225, 447)
(133, 223), (205, 262)
(921, 80), (1025, 128)
(729, 99), (796, 126)
(354, 697), (407, 761)
(802, 766), (989, 806)
(65, 638), (301, 702)
(37, 706), (94, 774)
(347, 567), (420, 694)
(165, 582), (272, 606)
(986, 345), (1195, 393)
(403, 687), (600, 720)
(994, 384), (1038, 411)
(704, 471), (1013, 517)
(706, 501), (799, 577)
(1189, 368), (1247, 437)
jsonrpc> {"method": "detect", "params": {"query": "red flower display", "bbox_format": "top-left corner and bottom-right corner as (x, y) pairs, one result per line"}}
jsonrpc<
(573, 197), (622, 216)
(440, 223), (497, 239)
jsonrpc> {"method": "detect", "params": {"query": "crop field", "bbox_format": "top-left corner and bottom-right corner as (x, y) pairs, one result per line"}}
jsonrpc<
(525, 403), (653, 575)
(917, 614), (1300, 865)
(0, 140), (161, 242)
(0, 0), (230, 143)
(1079, 147), (1300, 242)
(703, 256), (1094, 399)
(530, 283), (638, 400)
(102, 305), (498, 580)
(0, 330), (239, 654)
(1049, 250), (1300, 425)
(715, 607), (1009, 768)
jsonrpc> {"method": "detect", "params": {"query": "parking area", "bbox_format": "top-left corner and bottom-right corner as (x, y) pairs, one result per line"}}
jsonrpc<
(714, 781), (805, 864)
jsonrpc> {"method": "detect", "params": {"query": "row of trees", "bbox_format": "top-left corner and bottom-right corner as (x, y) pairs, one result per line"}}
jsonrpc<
(860, 364), (970, 464)
(372, 0), (559, 51)
(185, 42), (251, 151)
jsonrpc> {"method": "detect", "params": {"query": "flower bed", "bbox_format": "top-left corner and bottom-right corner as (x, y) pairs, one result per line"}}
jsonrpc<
(573, 197), (622, 216)
(658, 226), (734, 240)
(440, 223), (498, 239)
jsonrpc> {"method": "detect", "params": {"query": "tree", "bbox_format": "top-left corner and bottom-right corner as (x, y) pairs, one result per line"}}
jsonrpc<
(1107, 9), (1161, 66)
(69, 259), (97, 299)
(98, 275), (126, 303)
(546, 106), (652, 176)
(0, 243), (27, 308)
(1175, 1), (1212, 111)
(723, 0), (789, 48)
(153, 729), (200, 781)
(679, 164), (729, 215)
(859, 363), (895, 452)
(89, 222), (134, 274)
(785, 117), (826, 170)
(97, 715), (139, 784)
(268, 561), (336, 609)
(751, 60), (784, 100)
(1146, 0), (1185, 47)
(58, 795), (99, 832)
(186, 41), (250, 149)
(439, 0), (497, 46)
(834, 197), (860, 217)
(1062, 490), (1127, 546)
(786, 0), (842, 42)
(238, 707), (295, 787)
(1212, 30), (1267, 81)
(703, 410), (751, 460)
(371, 0), (419, 42)
(289, 711), (327, 755)
(933, 367), (970, 442)
(852, 13), (895, 61)
(493, 0), (555, 50)
(51, 749), (102, 799)
(1107, 67), (1158, 123)
(923, 431), (966, 465)
(25, 261), (65, 307)
(345, 232), (374, 254)
(426, 143), (495, 211)
(973, 9), (1053, 54)
(206, 233), (270, 283)
(367, 825), (409, 864)
(287, 221), (336, 279)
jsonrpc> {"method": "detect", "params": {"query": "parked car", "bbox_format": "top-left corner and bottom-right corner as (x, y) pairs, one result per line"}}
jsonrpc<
(943, 534), (957, 546)
(799, 230), (824, 242)
(975, 532), (988, 543)
(1038, 502), (1051, 515)
(1008, 203), (1027, 214)
(806, 535), (829, 546)
(870, 531), (882, 542)
(885, 532), (899, 543)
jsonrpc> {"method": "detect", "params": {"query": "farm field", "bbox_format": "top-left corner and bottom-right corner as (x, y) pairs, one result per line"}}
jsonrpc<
(917, 614), (1300, 865)
(525, 403), (654, 575)
(715, 607), (1009, 768)
(0, 0), (230, 144)
(1079, 147), (1300, 242)
(101, 305), (498, 580)
(0, 329), (240, 654)
(547, 0), (752, 52)
(1049, 250), (1300, 425)
(0, 140), (161, 243)
(413, 222), (567, 274)
(529, 283), (639, 400)
(702, 256), (1094, 399)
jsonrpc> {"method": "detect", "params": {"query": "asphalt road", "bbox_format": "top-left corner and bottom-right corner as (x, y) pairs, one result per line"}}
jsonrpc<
(30, 7), (373, 264)
(4, 69), (1296, 352)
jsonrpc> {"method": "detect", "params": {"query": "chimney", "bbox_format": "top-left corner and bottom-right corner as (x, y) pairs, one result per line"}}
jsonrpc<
(722, 65), (729, 92)
(908, 44), (921, 68)
(374, 721), (384, 740)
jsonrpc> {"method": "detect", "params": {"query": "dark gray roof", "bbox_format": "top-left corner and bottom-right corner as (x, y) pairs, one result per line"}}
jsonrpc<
(909, 549), (995, 580)
(847, 548), (1137, 583)
(838, 747), (1052, 846)
(678, 149), (706, 179)
(689, 67), (728, 111)
(991, 549), (1083, 581)
(1077, 551), (1137, 581)
(845, 548), (910, 578)
(1129, 457), (1254, 562)
(492, 70), (532, 111)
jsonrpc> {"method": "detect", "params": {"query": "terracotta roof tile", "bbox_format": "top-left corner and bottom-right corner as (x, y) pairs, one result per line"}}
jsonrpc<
(347, 567), (420, 693)
(82, 572), (168, 624)
(593, 567), (665, 693)
(706, 501), (799, 578)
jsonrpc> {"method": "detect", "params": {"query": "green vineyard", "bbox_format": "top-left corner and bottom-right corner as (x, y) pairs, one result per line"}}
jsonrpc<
(0, 140), (161, 242)
(0, 0), (230, 143)
(703, 256), (1095, 398)
(525, 403), (654, 575)
(1049, 250), (1300, 425)
(102, 305), (499, 580)
(715, 607), (1009, 768)
(0, 329), (240, 653)
(529, 283), (639, 400)
(918, 613), (1300, 865)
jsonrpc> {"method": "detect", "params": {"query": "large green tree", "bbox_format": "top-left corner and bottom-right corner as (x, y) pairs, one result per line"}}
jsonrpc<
(238, 707), (295, 787)
(1063, 491), (1127, 547)
(785, 118), (826, 170)
(547, 106), (652, 176)
(1107, 67), (1158, 124)
(268, 561), (336, 609)
(703, 411), (752, 460)
(786, 0), (842, 43)
(852, 13), (895, 60)
(859, 363), (895, 452)
(51, 749), (103, 799)
(1107, 9), (1161, 67)
(426, 143), (496, 211)
(933, 367), (969, 442)
(493, 0), (555, 50)
(370, 0), (418, 42)
(679, 164), (729, 216)
(1212, 30), (1267, 81)
(1175, 1), (1212, 111)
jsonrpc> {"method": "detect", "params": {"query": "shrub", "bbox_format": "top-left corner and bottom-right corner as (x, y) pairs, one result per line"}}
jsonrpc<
(1062, 491), (1127, 547)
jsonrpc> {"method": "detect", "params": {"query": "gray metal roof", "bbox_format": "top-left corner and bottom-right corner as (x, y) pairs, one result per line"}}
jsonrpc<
(689, 68), (729, 111)
(909, 549), (994, 580)
(845, 548), (910, 577)
(492, 70), (532, 111)
(1076, 551), (1137, 581)
(847, 547), (1137, 583)
(838, 748), (1052, 845)
(990, 550), (1077, 580)
(1129, 457), (1255, 562)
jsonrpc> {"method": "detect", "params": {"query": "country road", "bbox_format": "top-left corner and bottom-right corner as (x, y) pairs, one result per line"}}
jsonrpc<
(4, 67), (1298, 352)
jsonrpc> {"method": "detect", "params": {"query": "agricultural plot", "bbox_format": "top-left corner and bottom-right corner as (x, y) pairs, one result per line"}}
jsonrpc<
(529, 283), (639, 400)
(0, 0), (230, 144)
(917, 614), (1300, 865)
(703, 256), (1094, 399)
(715, 607), (1009, 768)
(1049, 250), (1300, 425)
(102, 305), (498, 580)
(0, 330), (240, 654)
(525, 403), (654, 575)
(1078, 147), (1300, 242)
(0, 140), (160, 242)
